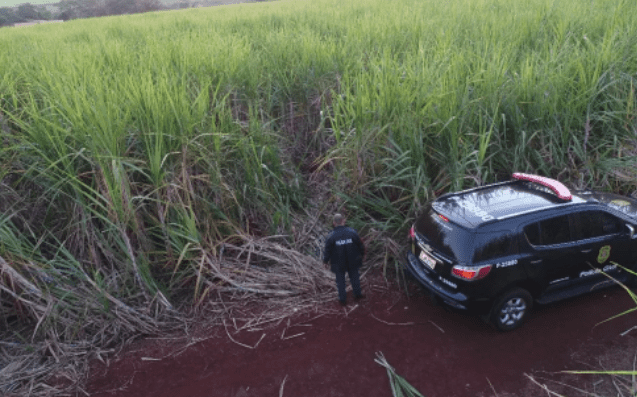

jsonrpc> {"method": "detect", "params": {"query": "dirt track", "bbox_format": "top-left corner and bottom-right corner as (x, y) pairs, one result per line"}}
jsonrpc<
(87, 274), (637, 397)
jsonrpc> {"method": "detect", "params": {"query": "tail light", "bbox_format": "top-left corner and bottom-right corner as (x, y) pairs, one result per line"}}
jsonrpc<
(409, 225), (416, 240)
(451, 264), (492, 281)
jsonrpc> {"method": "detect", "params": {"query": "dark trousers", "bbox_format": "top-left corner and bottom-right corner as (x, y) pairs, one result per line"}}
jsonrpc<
(334, 266), (362, 302)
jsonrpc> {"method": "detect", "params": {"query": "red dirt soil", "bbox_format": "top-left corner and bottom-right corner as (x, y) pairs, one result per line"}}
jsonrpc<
(86, 275), (637, 397)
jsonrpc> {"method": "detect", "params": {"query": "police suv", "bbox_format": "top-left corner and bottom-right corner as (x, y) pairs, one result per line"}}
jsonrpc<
(406, 173), (637, 331)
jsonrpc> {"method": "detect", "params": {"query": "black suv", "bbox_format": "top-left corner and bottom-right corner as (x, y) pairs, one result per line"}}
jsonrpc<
(406, 173), (637, 331)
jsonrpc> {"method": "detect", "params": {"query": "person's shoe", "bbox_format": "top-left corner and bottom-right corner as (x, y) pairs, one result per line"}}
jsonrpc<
(354, 294), (366, 301)
(338, 299), (347, 307)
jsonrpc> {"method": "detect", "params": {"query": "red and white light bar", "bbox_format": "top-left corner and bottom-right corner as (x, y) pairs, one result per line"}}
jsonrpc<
(512, 172), (572, 201)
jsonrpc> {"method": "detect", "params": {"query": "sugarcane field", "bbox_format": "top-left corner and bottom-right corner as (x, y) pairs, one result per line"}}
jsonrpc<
(1, 0), (637, 396)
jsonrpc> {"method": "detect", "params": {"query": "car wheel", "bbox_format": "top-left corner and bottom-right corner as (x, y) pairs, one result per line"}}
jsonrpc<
(489, 288), (533, 332)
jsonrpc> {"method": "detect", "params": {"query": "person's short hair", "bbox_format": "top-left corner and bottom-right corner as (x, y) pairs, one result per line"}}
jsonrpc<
(333, 213), (344, 225)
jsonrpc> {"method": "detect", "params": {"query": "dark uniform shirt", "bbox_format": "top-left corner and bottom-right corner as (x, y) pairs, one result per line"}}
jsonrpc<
(323, 225), (365, 273)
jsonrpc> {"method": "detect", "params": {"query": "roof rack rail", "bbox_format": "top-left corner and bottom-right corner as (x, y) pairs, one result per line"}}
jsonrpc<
(512, 172), (572, 201)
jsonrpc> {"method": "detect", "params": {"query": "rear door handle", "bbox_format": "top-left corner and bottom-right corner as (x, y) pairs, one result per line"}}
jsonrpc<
(580, 249), (592, 253)
(530, 259), (542, 264)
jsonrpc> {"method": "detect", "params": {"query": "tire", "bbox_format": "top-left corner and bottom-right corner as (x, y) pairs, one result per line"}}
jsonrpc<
(489, 288), (533, 332)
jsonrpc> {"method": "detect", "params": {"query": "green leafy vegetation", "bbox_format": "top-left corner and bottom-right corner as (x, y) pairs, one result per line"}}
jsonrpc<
(0, 0), (636, 394)
(376, 352), (426, 397)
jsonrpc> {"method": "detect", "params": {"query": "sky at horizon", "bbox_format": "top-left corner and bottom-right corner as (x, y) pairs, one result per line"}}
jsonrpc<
(1, 0), (59, 7)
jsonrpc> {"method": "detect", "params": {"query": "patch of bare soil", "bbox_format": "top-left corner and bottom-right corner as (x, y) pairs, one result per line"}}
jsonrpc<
(85, 272), (637, 397)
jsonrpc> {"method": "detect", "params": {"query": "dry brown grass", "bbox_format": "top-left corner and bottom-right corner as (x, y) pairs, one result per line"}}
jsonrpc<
(0, 210), (396, 396)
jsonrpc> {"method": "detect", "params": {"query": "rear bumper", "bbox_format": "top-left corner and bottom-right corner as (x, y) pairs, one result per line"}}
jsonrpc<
(405, 252), (468, 310)
(405, 252), (491, 313)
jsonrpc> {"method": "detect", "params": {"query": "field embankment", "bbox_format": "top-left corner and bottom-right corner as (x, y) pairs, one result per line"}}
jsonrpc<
(0, 0), (636, 395)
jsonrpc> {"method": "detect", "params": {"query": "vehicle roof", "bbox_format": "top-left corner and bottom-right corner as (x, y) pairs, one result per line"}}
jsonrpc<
(577, 191), (637, 219)
(433, 180), (588, 228)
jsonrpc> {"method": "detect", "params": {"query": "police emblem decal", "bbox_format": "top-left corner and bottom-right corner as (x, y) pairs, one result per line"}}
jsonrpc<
(597, 245), (611, 264)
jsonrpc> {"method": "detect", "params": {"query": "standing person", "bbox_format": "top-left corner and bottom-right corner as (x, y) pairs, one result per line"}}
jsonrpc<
(323, 213), (365, 306)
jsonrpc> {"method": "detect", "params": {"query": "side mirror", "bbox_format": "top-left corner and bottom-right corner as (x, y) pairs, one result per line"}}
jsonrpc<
(627, 224), (636, 239)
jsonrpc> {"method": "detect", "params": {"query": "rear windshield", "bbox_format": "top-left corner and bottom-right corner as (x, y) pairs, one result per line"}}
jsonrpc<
(415, 205), (472, 262)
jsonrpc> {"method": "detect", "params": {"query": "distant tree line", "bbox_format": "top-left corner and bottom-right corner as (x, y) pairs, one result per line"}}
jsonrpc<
(0, 0), (259, 27)
(0, 1), (165, 27)
(0, 3), (52, 26)
(57, 0), (164, 20)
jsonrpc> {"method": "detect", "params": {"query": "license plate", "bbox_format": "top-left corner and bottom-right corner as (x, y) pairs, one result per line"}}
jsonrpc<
(419, 250), (437, 270)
